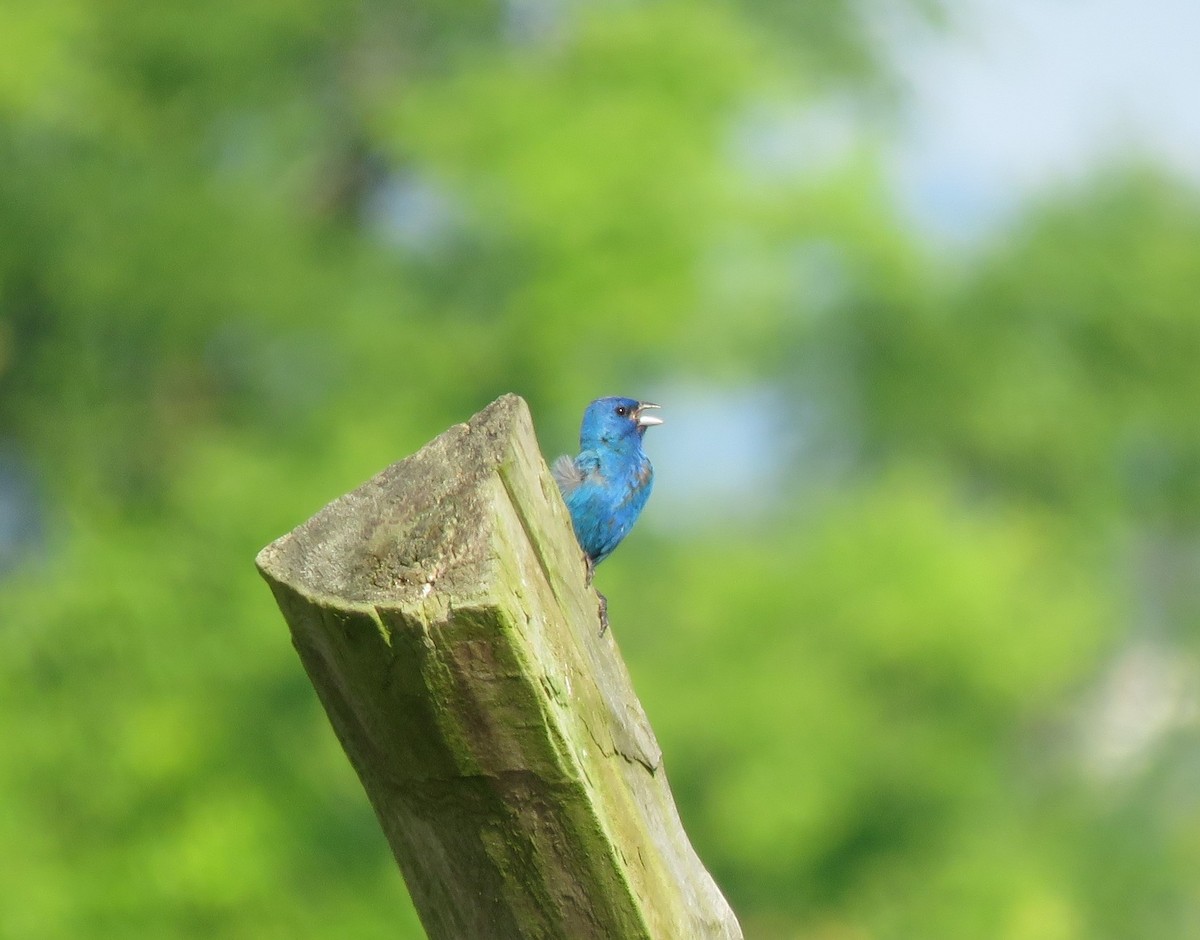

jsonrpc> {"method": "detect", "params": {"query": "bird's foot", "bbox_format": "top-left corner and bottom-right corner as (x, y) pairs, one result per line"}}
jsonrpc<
(585, 555), (596, 587)
(597, 591), (609, 635)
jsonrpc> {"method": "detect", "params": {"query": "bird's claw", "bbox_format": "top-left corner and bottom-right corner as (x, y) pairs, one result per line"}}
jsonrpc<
(582, 555), (608, 634)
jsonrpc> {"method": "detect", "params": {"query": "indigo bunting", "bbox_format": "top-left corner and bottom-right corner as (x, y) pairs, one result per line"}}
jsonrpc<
(552, 396), (662, 631)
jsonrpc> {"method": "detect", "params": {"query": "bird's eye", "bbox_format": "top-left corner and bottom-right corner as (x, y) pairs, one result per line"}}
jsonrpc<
(615, 405), (628, 417)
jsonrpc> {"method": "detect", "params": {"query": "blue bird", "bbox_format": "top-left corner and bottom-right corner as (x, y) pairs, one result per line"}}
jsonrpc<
(552, 396), (662, 631)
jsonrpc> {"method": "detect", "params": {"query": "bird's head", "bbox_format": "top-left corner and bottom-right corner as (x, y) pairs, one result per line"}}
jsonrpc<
(580, 396), (663, 450)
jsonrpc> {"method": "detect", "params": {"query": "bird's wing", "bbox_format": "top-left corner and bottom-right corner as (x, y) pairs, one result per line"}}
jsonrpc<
(551, 454), (585, 495)
(552, 452), (603, 496)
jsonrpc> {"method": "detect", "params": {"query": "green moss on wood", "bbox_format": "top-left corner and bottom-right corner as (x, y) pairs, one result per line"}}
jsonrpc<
(256, 394), (741, 940)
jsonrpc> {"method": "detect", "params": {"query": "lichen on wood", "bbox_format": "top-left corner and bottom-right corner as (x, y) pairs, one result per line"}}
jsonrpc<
(255, 393), (742, 940)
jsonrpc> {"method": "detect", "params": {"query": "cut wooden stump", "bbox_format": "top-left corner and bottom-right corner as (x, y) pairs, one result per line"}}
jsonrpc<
(255, 393), (742, 940)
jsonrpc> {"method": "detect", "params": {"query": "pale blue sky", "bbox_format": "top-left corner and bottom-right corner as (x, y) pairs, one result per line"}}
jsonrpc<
(882, 0), (1200, 240)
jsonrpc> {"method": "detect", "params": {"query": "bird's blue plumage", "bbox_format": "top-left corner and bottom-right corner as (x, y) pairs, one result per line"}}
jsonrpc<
(552, 396), (661, 566)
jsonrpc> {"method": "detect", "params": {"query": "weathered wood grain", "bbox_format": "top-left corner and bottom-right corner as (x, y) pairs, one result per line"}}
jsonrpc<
(256, 393), (741, 940)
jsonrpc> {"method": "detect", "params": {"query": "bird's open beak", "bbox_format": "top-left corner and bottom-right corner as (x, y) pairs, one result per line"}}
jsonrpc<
(635, 401), (663, 427)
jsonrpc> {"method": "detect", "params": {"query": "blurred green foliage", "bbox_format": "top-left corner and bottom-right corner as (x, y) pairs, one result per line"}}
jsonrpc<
(2, 1), (1198, 938)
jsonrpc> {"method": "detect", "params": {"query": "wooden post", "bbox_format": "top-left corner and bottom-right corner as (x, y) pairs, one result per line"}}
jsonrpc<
(255, 394), (742, 940)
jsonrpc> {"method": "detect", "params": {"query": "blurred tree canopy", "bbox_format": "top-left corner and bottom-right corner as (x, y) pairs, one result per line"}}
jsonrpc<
(2, 1), (1198, 938)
